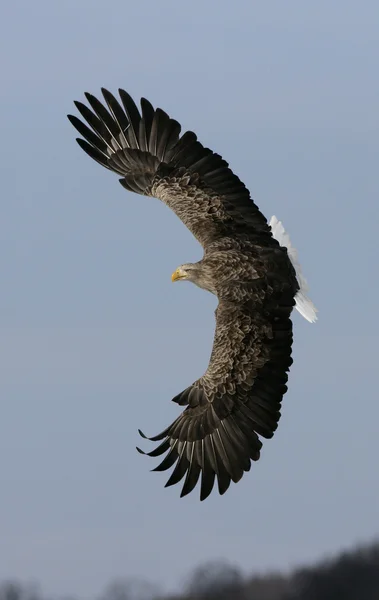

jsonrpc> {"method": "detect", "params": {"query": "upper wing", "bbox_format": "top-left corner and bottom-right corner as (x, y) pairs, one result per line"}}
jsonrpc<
(68, 88), (272, 248)
(137, 280), (295, 500)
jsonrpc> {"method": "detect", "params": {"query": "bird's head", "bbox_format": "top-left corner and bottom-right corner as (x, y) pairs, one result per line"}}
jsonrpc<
(171, 261), (216, 294)
(171, 263), (199, 283)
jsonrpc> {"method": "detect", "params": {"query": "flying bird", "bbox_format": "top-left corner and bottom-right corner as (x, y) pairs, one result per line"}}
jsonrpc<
(68, 88), (317, 500)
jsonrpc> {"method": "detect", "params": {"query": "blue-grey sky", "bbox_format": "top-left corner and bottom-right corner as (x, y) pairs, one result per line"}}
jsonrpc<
(1, 0), (378, 597)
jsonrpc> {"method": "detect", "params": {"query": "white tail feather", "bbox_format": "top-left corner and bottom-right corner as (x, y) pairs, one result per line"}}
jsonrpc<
(269, 215), (318, 323)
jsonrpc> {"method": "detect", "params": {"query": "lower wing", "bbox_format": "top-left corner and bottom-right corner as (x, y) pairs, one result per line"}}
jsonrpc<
(137, 287), (295, 500)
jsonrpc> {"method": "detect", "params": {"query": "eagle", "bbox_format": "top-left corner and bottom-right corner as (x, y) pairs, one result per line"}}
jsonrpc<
(68, 88), (317, 500)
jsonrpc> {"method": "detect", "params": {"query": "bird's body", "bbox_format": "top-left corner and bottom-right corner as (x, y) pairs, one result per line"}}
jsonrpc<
(68, 88), (317, 500)
(173, 238), (297, 295)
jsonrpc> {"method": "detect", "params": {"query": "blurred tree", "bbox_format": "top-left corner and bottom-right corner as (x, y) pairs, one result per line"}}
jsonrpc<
(184, 561), (245, 599)
(100, 579), (159, 600)
(0, 583), (42, 600)
(288, 543), (379, 600)
(244, 573), (290, 600)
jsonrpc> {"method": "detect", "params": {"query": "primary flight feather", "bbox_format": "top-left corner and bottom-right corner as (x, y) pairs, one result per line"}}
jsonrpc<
(68, 87), (317, 500)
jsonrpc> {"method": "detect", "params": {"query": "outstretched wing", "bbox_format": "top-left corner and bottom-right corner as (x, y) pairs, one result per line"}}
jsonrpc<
(138, 280), (295, 500)
(68, 88), (272, 248)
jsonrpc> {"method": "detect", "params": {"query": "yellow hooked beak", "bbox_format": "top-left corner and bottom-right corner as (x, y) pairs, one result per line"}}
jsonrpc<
(171, 268), (186, 282)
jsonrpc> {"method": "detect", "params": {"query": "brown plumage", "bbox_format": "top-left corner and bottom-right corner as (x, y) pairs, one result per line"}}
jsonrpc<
(68, 87), (301, 500)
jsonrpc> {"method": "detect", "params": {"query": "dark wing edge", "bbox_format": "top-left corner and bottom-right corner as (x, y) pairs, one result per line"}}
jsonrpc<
(137, 289), (295, 501)
(68, 88), (271, 246)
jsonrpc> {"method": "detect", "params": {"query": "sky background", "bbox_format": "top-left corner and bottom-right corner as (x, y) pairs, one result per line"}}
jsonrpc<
(1, 0), (378, 598)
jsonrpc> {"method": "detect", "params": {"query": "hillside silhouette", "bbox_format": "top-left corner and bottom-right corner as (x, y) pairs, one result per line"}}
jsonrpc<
(1, 540), (378, 600)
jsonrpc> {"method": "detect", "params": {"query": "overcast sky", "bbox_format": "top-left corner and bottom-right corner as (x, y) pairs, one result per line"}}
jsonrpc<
(1, 0), (378, 598)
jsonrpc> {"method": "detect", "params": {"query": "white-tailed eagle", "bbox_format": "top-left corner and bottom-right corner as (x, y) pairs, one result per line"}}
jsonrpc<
(68, 88), (317, 500)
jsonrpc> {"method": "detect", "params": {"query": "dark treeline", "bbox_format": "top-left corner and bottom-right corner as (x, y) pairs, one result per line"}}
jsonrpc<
(1, 541), (379, 600)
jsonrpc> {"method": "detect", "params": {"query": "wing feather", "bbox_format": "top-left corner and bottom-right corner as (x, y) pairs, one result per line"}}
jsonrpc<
(68, 88), (273, 248)
(118, 89), (141, 148)
(180, 445), (202, 498)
